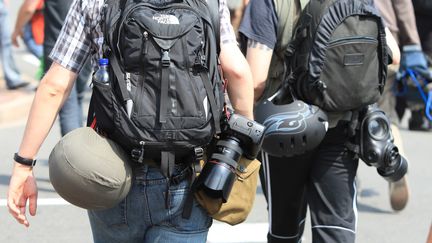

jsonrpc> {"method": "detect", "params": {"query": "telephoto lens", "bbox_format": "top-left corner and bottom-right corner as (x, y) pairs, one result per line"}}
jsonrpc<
(197, 137), (243, 201)
(194, 113), (265, 202)
(359, 104), (408, 182)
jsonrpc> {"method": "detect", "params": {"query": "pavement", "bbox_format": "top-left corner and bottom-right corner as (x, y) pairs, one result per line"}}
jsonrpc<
(0, 75), (37, 126)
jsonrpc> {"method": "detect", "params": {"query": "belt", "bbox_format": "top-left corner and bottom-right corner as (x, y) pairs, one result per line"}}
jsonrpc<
(170, 166), (192, 185)
(132, 161), (192, 185)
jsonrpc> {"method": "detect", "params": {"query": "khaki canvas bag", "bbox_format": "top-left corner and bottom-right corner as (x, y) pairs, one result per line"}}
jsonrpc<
(194, 157), (261, 225)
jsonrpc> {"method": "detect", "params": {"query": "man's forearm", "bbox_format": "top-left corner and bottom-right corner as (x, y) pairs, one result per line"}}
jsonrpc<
(14, 2), (37, 35)
(226, 70), (254, 119)
(220, 43), (254, 119)
(18, 64), (77, 159)
(245, 40), (274, 103)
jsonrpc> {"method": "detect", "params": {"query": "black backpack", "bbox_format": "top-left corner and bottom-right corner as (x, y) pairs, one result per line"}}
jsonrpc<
(87, 0), (223, 167)
(412, 0), (432, 16)
(286, 0), (388, 112)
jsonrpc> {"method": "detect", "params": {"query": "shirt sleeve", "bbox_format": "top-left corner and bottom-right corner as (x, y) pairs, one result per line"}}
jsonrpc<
(49, 0), (93, 73)
(238, 0), (278, 49)
(219, 0), (237, 44)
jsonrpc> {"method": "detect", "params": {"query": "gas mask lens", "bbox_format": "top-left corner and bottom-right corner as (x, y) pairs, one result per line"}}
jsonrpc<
(367, 117), (388, 140)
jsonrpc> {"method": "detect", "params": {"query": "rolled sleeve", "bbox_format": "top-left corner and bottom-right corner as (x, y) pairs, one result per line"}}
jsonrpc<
(219, 0), (237, 44)
(49, 0), (93, 73)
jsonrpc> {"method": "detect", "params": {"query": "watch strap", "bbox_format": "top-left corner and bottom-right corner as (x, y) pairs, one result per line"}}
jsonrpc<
(14, 153), (37, 167)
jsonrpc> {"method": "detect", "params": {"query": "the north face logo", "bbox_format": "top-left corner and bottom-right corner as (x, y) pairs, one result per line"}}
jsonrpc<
(152, 14), (179, 24)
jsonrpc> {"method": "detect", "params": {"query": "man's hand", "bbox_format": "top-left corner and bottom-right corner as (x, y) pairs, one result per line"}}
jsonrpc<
(7, 164), (38, 227)
(400, 44), (432, 79)
(11, 29), (23, 48)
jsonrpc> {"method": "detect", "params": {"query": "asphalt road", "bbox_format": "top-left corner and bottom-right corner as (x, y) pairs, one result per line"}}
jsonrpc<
(0, 1), (431, 243)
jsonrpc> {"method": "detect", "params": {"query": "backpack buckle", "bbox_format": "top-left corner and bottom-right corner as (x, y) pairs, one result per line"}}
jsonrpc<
(131, 141), (146, 163)
(285, 44), (295, 56)
(194, 147), (204, 161)
(316, 80), (327, 92)
(161, 50), (170, 67)
(193, 54), (207, 72)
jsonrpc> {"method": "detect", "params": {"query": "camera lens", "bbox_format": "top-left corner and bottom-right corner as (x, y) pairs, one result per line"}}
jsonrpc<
(367, 118), (388, 140)
(194, 137), (243, 202)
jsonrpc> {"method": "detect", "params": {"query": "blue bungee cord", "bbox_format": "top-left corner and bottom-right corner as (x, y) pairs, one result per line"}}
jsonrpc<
(426, 90), (432, 121)
(406, 68), (432, 121)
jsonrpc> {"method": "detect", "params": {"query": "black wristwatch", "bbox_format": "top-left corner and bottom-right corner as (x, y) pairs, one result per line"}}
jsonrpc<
(14, 153), (37, 167)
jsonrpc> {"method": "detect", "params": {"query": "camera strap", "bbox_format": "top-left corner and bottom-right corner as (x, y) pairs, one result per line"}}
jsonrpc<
(182, 147), (205, 219)
(342, 110), (361, 156)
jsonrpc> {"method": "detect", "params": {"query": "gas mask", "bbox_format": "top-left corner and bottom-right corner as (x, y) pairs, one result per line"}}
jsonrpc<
(359, 104), (408, 182)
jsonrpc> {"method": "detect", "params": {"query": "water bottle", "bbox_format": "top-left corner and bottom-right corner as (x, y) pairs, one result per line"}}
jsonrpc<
(93, 58), (110, 85)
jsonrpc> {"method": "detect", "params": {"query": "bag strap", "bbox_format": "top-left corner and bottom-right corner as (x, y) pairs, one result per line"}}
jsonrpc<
(192, 0), (222, 133)
(273, 0), (294, 55)
(261, 0), (307, 101)
(200, 71), (221, 133)
(109, 53), (130, 103)
(206, 0), (220, 54)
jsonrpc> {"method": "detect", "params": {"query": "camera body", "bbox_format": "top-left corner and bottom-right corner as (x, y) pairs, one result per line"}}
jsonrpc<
(222, 113), (265, 159)
(359, 104), (408, 182)
(194, 113), (265, 202)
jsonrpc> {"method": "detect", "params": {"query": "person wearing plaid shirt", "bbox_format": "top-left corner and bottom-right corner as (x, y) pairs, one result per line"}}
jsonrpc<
(7, 0), (254, 242)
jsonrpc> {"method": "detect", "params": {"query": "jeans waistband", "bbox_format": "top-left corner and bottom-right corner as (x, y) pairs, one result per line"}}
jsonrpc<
(132, 163), (192, 185)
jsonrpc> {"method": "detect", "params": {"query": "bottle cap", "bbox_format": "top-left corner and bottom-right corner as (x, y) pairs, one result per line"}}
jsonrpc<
(99, 58), (109, 66)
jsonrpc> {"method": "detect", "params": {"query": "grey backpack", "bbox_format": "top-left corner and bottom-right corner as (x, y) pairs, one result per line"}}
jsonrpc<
(286, 0), (389, 112)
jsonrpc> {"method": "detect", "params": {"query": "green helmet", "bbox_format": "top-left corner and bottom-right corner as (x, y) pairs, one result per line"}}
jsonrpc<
(49, 127), (132, 210)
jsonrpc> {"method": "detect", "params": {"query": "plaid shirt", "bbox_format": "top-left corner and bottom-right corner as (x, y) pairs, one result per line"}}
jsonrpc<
(49, 0), (237, 73)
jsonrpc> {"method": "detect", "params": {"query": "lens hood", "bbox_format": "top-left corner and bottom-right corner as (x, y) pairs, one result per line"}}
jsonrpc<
(194, 160), (237, 202)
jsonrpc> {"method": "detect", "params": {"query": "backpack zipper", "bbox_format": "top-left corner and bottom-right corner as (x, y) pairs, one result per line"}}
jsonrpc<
(327, 36), (378, 48)
(142, 31), (149, 55)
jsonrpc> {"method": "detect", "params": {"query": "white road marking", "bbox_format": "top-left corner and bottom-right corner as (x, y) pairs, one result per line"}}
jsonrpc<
(207, 222), (268, 243)
(0, 198), (304, 242)
(22, 53), (41, 66)
(0, 198), (70, 206)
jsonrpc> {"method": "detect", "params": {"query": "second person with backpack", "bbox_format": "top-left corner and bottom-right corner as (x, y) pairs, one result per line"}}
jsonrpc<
(239, 0), (403, 242)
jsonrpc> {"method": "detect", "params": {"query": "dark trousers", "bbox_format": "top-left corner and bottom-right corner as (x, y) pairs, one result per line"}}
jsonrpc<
(259, 123), (359, 243)
(416, 13), (432, 58)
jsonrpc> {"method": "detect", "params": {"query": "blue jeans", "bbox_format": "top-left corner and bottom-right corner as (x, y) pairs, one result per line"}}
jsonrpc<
(0, 0), (25, 88)
(23, 23), (43, 59)
(88, 164), (212, 243)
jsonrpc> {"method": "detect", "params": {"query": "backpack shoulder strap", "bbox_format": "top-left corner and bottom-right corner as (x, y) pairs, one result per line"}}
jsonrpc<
(102, 0), (126, 51)
(273, 0), (294, 54)
(206, 0), (220, 54)
(101, 0), (131, 104)
(273, 0), (308, 54)
(262, 0), (307, 101)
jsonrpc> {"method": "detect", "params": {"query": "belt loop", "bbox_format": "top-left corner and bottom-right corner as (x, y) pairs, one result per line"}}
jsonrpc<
(143, 163), (149, 173)
(193, 147), (204, 174)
